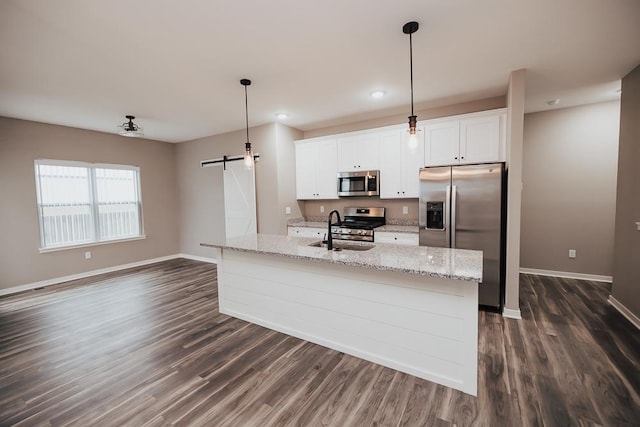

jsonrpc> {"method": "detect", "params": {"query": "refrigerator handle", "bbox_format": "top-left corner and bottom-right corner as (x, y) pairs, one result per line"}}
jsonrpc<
(445, 185), (451, 247)
(451, 185), (457, 248)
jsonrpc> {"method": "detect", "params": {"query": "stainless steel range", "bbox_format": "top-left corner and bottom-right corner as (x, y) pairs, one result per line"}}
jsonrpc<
(331, 207), (385, 242)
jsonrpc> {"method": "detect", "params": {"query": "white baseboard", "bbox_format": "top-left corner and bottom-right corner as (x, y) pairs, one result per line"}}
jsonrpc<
(608, 295), (640, 330)
(0, 253), (216, 297)
(502, 308), (522, 319)
(520, 268), (612, 283)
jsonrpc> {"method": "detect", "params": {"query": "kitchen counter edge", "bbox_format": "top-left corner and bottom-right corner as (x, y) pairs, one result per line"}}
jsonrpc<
(201, 234), (481, 283)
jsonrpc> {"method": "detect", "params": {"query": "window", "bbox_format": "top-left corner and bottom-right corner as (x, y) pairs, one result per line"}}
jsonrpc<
(34, 160), (143, 250)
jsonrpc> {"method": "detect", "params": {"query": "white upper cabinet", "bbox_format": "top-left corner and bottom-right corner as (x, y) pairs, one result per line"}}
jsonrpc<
(337, 134), (380, 171)
(315, 139), (339, 198)
(403, 129), (426, 197)
(424, 121), (460, 167)
(295, 139), (338, 200)
(379, 127), (425, 198)
(294, 109), (505, 201)
(424, 109), (505, 167)
(459, 115), (500, 164)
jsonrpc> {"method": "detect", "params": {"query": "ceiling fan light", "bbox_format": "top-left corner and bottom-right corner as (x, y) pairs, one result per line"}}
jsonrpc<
(117, 115), (144, 138)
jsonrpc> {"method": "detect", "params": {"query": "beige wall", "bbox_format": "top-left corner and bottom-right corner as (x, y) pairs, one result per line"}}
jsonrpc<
(176, 123), (302, 259)
(611, 64), (640, 318)
(521, 101), (620, 276)
(0, 117), (179, 290)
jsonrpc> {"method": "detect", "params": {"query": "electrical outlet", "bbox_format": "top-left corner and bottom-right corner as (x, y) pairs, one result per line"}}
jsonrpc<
(636, 221), (640, 231)
(285, 206), (291, 215)
(85, 251), (92, 260)
(402, 206), (409, 215)
(320, 205), (325, 213)
(568, 249), (576, 259)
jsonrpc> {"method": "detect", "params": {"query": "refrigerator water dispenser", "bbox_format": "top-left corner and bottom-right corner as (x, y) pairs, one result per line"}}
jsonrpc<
(426, 202), (445, 230)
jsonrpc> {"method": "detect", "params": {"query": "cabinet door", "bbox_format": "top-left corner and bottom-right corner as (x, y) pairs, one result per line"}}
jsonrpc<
(338, 134), (379, 171)
(295, 142), (318, 199)
(378, 130), (403, 198)
(401, 126), (425, 198)
(357, 133), (380, 170)
(337, 136), (360, 171)
(424, 121), (460, 166)
(459, 115), (500, 164)
(315, 139), (339, 199)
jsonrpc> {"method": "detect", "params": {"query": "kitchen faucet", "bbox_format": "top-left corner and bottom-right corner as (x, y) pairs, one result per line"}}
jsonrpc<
(327, 210), (341, 250)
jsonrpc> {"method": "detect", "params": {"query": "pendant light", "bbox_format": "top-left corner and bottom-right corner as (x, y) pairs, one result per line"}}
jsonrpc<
(403, 21), (419, 148)
(118, 115), (144, 138)
(240, 78), (254, 170)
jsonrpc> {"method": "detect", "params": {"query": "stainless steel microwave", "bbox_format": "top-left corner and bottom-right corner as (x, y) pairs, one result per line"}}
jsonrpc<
(337, 170), (379, 197)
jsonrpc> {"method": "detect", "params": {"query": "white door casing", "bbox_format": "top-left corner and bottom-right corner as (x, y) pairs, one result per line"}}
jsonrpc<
(223, 161), (257, 239)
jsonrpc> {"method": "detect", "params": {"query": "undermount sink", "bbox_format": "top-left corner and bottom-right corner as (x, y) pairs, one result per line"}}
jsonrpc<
(308, 240), (375, 251)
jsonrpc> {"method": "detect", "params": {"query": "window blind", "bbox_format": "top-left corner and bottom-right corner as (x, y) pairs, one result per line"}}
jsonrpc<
(34, 160), (143, 250)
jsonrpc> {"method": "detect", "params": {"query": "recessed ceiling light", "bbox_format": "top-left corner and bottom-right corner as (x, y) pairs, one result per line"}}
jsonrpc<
(370, 90), (386, 99)
(276, 113), (288, 120)
(547, 99), (560, 106)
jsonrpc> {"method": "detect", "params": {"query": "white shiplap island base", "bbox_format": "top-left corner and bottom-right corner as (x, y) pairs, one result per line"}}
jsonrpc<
(201, 234), (482, 396)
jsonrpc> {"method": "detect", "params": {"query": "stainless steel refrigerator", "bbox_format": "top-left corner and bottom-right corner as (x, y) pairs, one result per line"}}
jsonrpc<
(419, 163), (506, 310)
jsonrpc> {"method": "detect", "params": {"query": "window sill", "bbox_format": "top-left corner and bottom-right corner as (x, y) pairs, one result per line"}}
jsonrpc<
(39, 235), (147, 253)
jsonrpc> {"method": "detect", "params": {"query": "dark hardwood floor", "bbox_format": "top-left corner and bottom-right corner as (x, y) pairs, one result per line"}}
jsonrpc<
(0, 259), (638, 426)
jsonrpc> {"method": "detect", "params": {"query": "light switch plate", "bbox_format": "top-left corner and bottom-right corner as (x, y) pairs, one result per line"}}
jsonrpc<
(85, 251), (92, 260)
(568, 249), (576, 259)
(636, 221), (640, 231)
(285, 206), (291, 215)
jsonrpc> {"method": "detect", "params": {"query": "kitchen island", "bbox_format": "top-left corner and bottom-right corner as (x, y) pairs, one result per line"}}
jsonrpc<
(201, 234), (482, 395)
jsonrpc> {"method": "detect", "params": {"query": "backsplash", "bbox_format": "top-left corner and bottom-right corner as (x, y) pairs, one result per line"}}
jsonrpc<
(302, 199), (419, 225)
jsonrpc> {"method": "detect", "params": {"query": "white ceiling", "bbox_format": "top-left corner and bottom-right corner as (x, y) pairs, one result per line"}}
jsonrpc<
(1, 0), (639, 143)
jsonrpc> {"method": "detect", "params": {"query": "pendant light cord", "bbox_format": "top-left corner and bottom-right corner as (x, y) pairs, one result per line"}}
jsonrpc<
(409, 32), (414, 116)
(244, 85), (250, 143)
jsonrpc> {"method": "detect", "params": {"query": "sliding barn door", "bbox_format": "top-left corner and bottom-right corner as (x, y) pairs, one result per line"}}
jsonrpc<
(223, 161), (257, 238)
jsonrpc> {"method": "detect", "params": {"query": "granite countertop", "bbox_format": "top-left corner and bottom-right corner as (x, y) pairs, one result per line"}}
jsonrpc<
(288, 220), (419, 234)
(201, 233), (482, 282)
(377, 224), (419, 234)
(288, 220), (326, 229)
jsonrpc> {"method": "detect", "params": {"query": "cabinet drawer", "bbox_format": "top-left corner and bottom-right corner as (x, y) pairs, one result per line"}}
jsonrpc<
(288, 227), (325, 238)
(375, 232), (418, 245)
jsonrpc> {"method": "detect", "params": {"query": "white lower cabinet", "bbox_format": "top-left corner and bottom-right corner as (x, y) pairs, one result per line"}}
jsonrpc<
(288, 227), (326, 239)
(375, 232), (418, 245)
